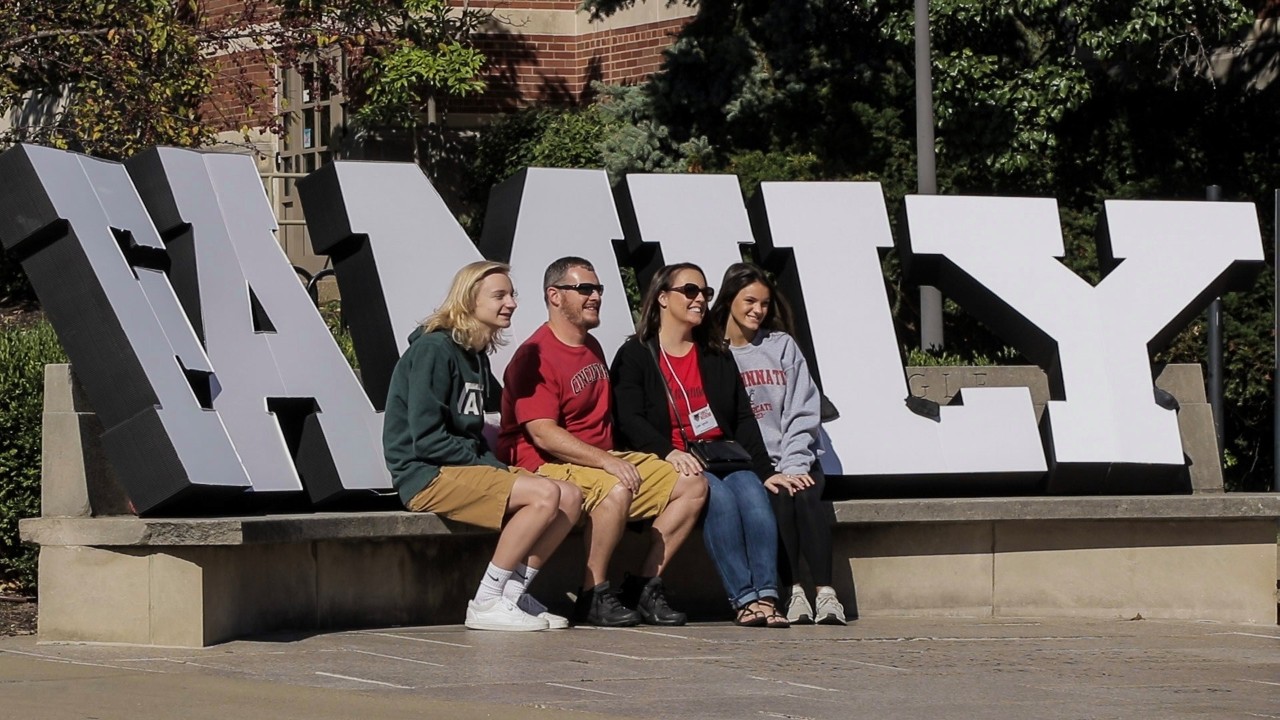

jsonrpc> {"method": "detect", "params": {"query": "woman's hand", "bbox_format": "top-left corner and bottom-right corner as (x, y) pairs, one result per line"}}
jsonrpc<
(789, 473), (815, 489)
(764, 473), (803, 495)
(765, 473), (813, 495)
(665, 449), (703, 477)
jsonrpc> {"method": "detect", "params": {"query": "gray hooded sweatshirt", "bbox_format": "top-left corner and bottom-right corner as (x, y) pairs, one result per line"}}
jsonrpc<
(729, 331), (822, 475)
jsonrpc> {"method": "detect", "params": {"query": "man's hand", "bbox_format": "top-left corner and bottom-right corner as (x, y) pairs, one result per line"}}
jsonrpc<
(665, 449), (703, 477)
(601, 454), (642, 493)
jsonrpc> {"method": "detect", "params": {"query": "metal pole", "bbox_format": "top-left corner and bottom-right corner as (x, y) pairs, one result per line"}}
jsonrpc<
(1274, 190), (1279, 491)
(915, 0), (944, 351)
(1206, 185), (1225, 468)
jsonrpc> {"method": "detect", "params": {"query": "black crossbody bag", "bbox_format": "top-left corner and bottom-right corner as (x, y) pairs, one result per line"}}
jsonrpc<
(648, 341), (754, 475)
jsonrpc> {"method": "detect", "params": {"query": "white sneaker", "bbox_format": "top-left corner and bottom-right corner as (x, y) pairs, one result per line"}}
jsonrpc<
(465, 596), (549, 632)
(517, 593), (570, 630)
(814, 587), (847, 626)
(786, 585), (814, 624)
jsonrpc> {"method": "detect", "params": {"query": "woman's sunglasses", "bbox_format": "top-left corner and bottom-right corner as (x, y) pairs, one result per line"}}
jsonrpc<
(664, 283), (715, 301)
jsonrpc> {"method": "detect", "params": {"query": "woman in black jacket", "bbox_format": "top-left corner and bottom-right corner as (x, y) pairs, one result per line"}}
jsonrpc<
(610, 263), (808, 627)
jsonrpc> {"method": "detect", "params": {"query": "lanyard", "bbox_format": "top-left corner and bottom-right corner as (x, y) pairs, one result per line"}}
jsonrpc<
(660, 347), (698, 413)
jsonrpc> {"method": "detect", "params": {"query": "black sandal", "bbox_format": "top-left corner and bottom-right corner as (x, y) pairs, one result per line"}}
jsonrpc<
(759, 599), (791, 629)
(734, 605), (768, 627)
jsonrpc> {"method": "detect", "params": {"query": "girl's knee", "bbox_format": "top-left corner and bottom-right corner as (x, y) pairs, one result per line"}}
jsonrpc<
(705, 477), (732, 502)
(770, 491), (795, 512)
(795, 486), (824, 508)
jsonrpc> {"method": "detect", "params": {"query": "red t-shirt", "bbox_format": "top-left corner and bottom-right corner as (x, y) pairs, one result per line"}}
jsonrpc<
(498, 323), (614, 471)
(657, 346), (725, 451)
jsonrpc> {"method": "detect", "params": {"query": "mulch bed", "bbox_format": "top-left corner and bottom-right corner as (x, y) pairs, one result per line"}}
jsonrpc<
(0, 597), (37, 637)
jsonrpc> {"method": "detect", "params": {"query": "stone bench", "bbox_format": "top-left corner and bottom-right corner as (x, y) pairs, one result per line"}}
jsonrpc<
(20, 494), (1280, 646)
(19, 365), (1280, 646)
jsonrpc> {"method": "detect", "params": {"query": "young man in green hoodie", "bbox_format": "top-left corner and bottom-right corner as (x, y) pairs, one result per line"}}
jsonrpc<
(384, 261), (583, 632)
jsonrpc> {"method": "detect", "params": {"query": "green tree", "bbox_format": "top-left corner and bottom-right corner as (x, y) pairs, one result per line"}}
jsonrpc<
(0, 0), (492, 303)
(0, 0), (211, 158)
(336, 0), (488, 165)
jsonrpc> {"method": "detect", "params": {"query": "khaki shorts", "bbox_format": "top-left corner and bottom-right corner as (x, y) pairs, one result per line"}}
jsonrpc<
(537, 451), (678, 520)
(407, 465), (523, 530)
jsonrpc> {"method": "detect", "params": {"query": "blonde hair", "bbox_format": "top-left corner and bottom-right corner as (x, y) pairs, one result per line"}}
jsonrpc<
(423, 261), (513, 354)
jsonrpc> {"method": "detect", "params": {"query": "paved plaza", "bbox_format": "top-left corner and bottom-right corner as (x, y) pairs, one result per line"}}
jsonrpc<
(1, 616), (1276, 719)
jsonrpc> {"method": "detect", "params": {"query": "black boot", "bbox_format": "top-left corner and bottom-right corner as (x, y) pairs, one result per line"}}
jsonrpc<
(622, 574), (687, 626)
(574, 581), (641, 627)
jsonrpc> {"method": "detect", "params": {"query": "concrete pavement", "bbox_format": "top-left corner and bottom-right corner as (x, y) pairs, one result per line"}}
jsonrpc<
(1, 617), (1277, 719)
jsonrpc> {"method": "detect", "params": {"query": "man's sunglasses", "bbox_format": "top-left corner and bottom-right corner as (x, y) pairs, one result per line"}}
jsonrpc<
(664, 283), (715, 301)
(553, 283), (605, 296)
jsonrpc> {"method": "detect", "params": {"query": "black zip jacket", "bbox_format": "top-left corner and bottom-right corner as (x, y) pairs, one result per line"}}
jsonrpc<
(609, 336), (775, 481)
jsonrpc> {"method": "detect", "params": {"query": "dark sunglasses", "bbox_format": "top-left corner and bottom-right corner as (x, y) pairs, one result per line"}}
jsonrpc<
(664, 283), (715, 301)
(553, 283), (605, 296)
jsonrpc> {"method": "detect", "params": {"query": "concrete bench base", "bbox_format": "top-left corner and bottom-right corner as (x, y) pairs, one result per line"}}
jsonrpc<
(24, 366), (1278, 646)
(23, 496), (1280, 646)
(838, 518), (1276, 624)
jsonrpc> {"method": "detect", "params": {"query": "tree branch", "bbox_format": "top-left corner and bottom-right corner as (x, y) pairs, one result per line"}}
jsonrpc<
(0, 28), (116, 53)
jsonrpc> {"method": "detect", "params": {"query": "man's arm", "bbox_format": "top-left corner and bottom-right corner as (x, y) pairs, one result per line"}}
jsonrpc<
(526, 419), (641, 492)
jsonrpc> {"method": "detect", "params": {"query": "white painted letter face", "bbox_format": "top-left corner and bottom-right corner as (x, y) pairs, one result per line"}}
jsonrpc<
(757, 182), (1046, 477)
(618, 174), (755, 298)
(904, 195), (1264, 483)
(297, 161), (485, 411)
(131, 149), (389, 500)
(0, 145), (251, 512)
(478, 168), (630, 377)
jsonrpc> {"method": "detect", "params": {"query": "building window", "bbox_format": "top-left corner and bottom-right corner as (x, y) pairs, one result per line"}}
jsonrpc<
(275, 58), (346, 271)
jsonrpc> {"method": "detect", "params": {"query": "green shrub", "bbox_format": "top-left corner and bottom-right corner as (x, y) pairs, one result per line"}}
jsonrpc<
(0, 318), (65, 594)
(469, 106), (619, 224)
(527, 106), (615, 169)
(319, 300), (358, 370)
(725, 150), (821, 196)
(470, 108), (556, 204)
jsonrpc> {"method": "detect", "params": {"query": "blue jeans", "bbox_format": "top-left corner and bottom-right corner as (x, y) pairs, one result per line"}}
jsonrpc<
(701, 470), (780, 609)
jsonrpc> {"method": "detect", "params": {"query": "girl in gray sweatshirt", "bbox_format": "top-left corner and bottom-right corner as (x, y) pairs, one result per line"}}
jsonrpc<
(710, 263), (848, 625)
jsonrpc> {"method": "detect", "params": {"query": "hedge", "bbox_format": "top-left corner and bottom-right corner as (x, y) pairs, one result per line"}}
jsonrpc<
(0, 318), (65, 594)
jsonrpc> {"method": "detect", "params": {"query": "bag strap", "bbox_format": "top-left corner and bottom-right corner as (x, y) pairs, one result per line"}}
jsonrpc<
(646, 339), (694, 449)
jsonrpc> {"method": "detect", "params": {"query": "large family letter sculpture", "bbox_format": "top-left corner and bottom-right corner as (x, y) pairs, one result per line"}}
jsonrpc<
(0, 145), (1264, 514)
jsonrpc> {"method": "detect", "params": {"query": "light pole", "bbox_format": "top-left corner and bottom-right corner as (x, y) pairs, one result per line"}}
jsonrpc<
(1205, 185), (1225, 469)
(915, 0), (944, 351)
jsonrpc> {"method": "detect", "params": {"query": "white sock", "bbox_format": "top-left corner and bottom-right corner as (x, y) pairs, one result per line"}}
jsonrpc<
(502, 563), (539, 602)
(475, 563), (514, 604)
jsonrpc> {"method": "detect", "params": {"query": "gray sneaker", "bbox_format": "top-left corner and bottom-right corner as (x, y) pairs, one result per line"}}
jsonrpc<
(517, 593), (570, 630)
(814, 587), (846, 626)
(786, 585), (814, 624)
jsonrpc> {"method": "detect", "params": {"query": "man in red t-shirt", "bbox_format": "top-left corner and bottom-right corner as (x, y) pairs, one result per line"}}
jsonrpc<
(499, 257), (708, 627)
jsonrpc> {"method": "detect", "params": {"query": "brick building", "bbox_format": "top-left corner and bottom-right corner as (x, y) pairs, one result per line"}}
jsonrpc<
(201, 1), (695, 271)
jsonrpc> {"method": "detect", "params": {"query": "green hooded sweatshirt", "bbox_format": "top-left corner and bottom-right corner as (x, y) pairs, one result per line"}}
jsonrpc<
(383, 327), (506, 506)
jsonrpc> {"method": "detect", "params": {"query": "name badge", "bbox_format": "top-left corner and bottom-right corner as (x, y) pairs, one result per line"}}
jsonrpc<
(690, 405), (719, 436)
